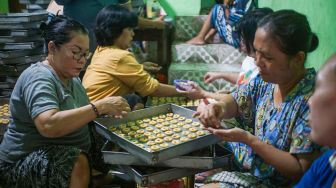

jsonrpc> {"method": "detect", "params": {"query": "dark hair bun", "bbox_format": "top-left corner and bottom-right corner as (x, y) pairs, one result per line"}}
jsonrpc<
(39, 21), (48, 38)
(308, 33), (319, 52)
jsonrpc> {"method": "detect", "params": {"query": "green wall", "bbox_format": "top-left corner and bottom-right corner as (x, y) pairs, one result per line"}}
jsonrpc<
(259, 0), (336, 69)
(0, 0), (9, 13)
(161, 0), (336, 70)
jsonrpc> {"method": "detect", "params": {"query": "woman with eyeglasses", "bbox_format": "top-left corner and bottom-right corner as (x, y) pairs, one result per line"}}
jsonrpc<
(0, 15), (130, 188)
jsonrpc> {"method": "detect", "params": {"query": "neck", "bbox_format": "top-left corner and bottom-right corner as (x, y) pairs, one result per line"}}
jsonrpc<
(274, 69), (306, 104)
(44, 56), (69, 86)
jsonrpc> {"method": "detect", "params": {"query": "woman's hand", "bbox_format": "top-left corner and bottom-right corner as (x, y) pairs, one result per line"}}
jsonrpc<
(143, 62), (162, 73)
(204, 72), (222, 83)
(206, 127), (254, 144)
(193, 102), (224, 128)
(95, 96), (131, 118)
(175, 82), (205, 99)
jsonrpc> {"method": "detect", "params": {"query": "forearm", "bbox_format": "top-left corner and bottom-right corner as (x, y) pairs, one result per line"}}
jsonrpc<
(246, 134), (309, 181)
(35, 104), (97, 138)
(202, 90), (228, 101)
(216, 94), (238, 119)
(220, 72), (239, 84)
(149, 83), (183, 97)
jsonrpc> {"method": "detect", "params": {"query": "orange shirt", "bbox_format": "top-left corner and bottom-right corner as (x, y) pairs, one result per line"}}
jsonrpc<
(82, 46), (159, 102)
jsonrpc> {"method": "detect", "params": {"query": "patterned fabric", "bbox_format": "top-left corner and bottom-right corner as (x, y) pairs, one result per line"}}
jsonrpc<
(0, 145), (82, 188)
(211, 0), (250, 48)
(0, 123), (109, 188)
(226, 68), (318, 185)
(172, 43), (245, 65)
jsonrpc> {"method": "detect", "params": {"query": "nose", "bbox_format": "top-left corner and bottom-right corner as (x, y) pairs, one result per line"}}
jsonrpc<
(255, 51), (263, 68)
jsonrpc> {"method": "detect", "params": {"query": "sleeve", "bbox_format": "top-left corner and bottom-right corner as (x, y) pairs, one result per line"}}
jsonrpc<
(22, 71), (60, 119)
(290, 100), (319, 153)
(231, 76), (258, 131)
(113, 54), (160, 97)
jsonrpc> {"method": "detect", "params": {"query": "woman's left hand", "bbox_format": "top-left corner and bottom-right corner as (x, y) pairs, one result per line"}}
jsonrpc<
(205, 127), (254, 144)
(176, 82), (205, 99)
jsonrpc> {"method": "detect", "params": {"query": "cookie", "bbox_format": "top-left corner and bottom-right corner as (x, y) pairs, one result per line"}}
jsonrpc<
(172, 140), (180, 145)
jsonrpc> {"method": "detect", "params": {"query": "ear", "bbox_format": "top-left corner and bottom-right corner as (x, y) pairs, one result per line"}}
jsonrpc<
(47, 41), (57, 54)
(295, 51), (306, 65)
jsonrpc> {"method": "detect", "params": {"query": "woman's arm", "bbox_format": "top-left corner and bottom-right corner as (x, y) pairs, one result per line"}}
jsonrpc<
(34, 96), (130, 138)
(204, 72), (239, 84)
(207, 127), (320, 182)
(149, 83), (183, 97)
(246, 133), (320, 181)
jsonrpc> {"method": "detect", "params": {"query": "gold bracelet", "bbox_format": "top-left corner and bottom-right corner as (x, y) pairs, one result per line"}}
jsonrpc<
(90, 103), (100, 118)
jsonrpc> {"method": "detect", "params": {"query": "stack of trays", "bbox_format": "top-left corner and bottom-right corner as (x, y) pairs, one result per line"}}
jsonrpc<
(19, 0), (50, 13)
(0, 12), (47, 97)
(95, 104), (232, 186)
(146, 97), (200, 110)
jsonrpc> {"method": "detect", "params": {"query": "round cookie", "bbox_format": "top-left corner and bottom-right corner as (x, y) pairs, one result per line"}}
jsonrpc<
(185, 119), (193, 124)
(147, 141), (155, 146)
(173, 114), (180, 119)
(178, 117), (186, 121)
(145, 127), (154, 132)
(136, 129), (145, 134)
(160, 127), (169, 132)
(156, 133), (165, 138)
(173, 128), (182, 133)
(172, 140), (180, 145)
(196, 130), (206, 136)
(159, 115), (166, 119)
(164, 136), (173, 142)
(153, 129), (161, 134)
(182, 131), (190, 136)
(172, 134), (180, 139)
(160, 143), (169, 148)
(166, 113), (174, 117)
(191, 122), (201, 127)
(150, 145), (160, 152)
(149, 120), (157, 125)
(164, 130), (174, 136)
(155, 138), (164, 144)
(182, 124), (191, 129)
(187, 133), (197, 139)
(189, 127), (198, 132)
(180, 137), (189, 142)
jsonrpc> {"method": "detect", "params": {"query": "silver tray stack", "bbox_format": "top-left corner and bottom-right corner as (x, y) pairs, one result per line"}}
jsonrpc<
(95, 104), (232, 186)
(0, 12), (47, 98)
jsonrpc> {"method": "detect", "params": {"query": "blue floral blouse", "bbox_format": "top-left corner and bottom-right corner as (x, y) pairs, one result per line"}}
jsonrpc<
(230, 68), (319, 184)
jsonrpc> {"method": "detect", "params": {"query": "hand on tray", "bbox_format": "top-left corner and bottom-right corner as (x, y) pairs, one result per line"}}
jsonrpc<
(95, 96), (131, 118)
(193, 101), (223, 129)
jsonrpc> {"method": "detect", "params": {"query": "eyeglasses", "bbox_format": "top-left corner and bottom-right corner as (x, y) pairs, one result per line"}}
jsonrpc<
(65, 46), (92, 61)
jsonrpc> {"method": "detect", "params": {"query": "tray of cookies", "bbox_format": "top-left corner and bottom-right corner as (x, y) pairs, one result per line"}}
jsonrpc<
(116, 165), (202, 187)
(94, 104), (222, 165)
(146, 97), (200, 110)
(102, 141), (231, 169)
(0, 98), (10, 141)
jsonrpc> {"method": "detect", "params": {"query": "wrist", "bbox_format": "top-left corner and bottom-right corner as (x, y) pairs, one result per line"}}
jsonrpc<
(89, 103), (100, 117)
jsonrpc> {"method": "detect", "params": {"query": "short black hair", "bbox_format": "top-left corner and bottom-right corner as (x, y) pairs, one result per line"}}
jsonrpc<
(94, 5), (138, 46)
(236, 7), (273, 54)
(258, 9), (319, 56)
(40, 15), (88, 53)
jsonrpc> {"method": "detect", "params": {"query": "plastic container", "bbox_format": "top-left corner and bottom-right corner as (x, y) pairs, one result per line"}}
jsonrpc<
(173, 79), (193, 91)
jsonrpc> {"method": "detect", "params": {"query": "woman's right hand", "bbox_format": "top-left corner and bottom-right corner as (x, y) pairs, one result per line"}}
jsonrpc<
(95, 96), (131, 118)
(204, 72), (222, 83)
(193, 102), (224, 129)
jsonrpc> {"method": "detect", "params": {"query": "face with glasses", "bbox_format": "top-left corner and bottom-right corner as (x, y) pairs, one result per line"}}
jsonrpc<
(49, 32), (90, 80)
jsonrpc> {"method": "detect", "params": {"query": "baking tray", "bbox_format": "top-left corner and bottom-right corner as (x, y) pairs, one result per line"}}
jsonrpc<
(117, 165), (201, 187)
(102, 142), (231, 169)
(146, 96), (199, 110)
(94, 104), (222, 164)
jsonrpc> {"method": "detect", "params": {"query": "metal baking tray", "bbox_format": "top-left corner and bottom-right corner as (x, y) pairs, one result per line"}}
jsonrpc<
(102, 142), (231, 169)
(146, 96), (199, 110)
(116, 165), (201, 187)
(94, 104), (222, 164)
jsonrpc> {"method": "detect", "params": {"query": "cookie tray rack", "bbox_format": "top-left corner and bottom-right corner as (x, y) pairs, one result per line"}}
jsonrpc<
(94, 104), (222, 165)
(102, 141), (231, 169)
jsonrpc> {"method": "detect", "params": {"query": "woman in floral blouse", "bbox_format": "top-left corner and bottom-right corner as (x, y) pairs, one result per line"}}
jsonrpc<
(195, 10), (321, 187)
